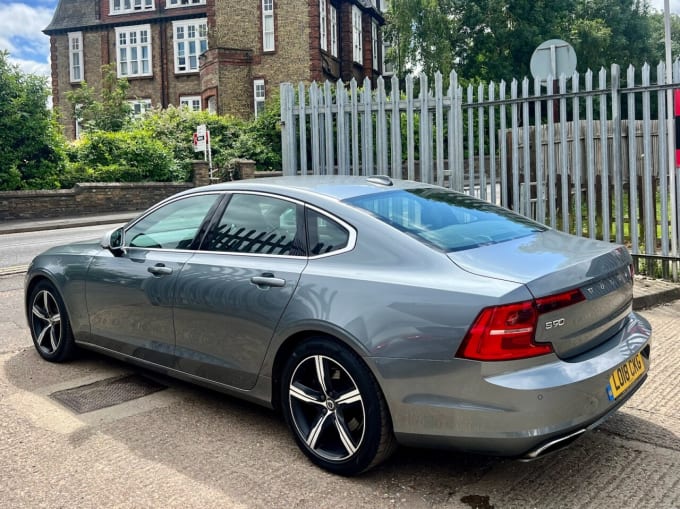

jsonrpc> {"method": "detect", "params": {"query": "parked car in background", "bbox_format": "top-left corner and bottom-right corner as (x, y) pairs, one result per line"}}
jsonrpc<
(25, 176), (651, 475)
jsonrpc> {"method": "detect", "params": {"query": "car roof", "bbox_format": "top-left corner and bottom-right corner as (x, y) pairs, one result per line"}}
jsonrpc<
(190, 176), (435, 201)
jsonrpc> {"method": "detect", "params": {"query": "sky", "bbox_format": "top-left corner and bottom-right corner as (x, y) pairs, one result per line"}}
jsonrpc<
(0, 0), (679, 78)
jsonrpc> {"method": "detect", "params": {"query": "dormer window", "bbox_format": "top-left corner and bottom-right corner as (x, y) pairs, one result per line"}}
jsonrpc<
(110, 0), (154, 15)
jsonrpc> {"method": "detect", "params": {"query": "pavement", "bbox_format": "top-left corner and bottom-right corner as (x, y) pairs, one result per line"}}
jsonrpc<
(2, 211), (679, 310)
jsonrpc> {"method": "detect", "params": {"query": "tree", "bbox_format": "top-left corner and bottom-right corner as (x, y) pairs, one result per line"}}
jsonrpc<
(66, 63), (133, 133)
(385, 0), (655, 83)
(0, 51), (66, 190)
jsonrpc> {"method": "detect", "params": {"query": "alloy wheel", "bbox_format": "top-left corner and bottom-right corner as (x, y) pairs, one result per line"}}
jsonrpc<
(288, 354), (366, 461)
(31, 289), (63, 355)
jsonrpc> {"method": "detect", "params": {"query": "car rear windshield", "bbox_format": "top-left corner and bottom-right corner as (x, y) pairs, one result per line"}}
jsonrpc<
(345, 188), (546, 252)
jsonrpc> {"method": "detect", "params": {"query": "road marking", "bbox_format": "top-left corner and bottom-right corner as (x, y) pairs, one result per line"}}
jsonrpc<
(0, 265), (29, 276)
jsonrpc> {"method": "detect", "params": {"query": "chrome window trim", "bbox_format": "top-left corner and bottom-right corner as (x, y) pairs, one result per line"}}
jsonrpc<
(122, 189), (357, 260)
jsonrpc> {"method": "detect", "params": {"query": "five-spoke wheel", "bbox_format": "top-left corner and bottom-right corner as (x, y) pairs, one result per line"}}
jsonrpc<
(28, 281), (75, 362)
(282, 338), (395, 475)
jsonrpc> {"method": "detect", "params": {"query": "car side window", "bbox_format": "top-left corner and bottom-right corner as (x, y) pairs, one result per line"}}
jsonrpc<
(306, 209), (349, 255)
(126, 194), (219, 250)
(204, 193), (304, 256)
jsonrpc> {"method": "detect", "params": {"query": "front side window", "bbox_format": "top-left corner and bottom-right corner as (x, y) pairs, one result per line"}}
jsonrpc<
(68, 32), (83, 82)
(352, 6), (363, 63)
(173, 19), (208, 73)
(115, 25), (152, 77)
(345, 189), (545, 252)
(205, 194), (303, 256)
(126, 194), (219, 250)
(262, 0), (275, 52)
(180, 95), (202, 111)
(319, 0), (327, 52)
(254, 79), (265, 117)
(110, 0), (154, 15)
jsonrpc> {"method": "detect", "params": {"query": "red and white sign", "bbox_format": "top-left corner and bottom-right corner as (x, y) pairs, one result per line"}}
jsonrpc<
(193, 124), (209, 152)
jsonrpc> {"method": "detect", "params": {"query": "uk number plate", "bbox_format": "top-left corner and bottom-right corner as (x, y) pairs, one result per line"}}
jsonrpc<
(606, 353), (645, 401)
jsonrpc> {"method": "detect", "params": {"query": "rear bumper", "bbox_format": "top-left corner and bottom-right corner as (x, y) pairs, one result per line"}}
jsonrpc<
(370, 312), (651, 456)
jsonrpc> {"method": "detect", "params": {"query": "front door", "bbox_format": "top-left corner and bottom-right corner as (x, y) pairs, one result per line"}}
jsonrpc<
(85, 193), (222, 366)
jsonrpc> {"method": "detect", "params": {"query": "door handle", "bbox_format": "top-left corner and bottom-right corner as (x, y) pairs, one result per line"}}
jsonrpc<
(148, 264), (173, 276)
(250, 274), (286, 288)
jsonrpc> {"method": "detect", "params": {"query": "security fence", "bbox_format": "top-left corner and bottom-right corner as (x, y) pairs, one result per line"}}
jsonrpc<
(281, 62), (680, 279)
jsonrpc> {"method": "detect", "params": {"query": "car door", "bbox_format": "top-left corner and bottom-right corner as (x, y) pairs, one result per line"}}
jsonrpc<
(172, 192), (308, 390)
(85, 193), (222, 366)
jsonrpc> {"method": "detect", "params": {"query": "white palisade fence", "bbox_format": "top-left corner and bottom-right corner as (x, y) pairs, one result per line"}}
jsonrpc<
(281, 62), (680, 279)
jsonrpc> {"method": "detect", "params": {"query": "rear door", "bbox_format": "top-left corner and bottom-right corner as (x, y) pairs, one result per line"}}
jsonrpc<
(172, 192), (307, 389)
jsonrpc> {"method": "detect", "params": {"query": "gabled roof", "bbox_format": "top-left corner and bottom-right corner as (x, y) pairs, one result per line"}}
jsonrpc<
(44, 0), (99, 34)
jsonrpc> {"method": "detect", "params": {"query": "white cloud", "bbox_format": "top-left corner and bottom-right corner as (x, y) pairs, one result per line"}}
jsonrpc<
(0, 3), (54, 77)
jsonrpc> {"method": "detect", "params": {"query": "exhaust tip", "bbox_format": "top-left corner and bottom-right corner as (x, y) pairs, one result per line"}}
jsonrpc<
(520, 428), (587, 461)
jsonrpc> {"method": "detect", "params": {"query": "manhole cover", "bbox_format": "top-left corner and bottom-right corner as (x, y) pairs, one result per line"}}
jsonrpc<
(50, 374), (167, 414)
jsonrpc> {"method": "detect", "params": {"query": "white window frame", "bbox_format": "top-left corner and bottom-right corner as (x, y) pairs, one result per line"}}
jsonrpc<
(330, 5), (337, 57)
(166, 0), (205, 8)
(68, 31), (83, 83)
(115, 25), (152, 78)
(180, 95), (202, 111)
(128, 99), (152, 118)
(74, 103), (83, 139)
(262, 0), (275, 52)
(172, 19), (208, 73)
(372, 21), (378, 70)
(110, 0), (154, 15)
(352, 6), (363, 64)
(319, 0), (327, 52)
(254, 79), (265, 117)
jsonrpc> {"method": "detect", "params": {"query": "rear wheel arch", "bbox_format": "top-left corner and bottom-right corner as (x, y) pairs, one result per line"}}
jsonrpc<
(270, 331), (375, 410)
(275, 333), (397, 474)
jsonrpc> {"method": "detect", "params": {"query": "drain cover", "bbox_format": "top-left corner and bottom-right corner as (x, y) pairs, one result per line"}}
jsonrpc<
(50, 374), (167, 414)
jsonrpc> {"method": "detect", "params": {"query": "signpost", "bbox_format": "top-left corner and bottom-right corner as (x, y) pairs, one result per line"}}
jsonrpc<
(193, 124), (215, 180)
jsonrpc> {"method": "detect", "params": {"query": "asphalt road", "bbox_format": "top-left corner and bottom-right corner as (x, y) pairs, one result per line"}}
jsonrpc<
(0, 224), (121, 272)
(1, 272), (678, 507)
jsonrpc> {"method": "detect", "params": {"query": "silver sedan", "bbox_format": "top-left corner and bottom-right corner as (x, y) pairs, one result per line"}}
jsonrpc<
(25, 176), (651, 475)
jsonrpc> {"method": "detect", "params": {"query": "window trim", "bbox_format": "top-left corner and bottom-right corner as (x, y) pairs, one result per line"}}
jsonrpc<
(329, 6), (337, 57)
(166, 0), (206, 8)
(115, 24), (153, 78)
(68, 31), (83, 83)
(253, 79), (265, 118)
(110, 0), (154, 15)
(372, 21), (379, 70)
(262, 0), (275, 52)
(123, 191), (357, 259)
(172, 18), (208, 74)
(319, 0), (327, 52)
(128, 98), (152, 118)
(180, 95), (202, 111)
(352, 6), (363, 64)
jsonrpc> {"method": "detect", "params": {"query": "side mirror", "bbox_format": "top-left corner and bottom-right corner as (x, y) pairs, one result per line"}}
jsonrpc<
(101, 226), (126, 256)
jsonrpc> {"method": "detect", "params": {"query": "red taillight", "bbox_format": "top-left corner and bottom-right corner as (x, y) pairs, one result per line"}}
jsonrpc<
(457, 288), (585, 362)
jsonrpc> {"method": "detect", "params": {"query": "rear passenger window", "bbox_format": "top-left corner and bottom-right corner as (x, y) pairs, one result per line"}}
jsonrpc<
(306, 209), (349, 255)
(204, 193), (304, 256)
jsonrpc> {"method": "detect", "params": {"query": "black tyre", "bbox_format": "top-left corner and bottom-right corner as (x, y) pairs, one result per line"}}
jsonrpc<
(28, 280), (76, 362)
(281, 338), (396, 475)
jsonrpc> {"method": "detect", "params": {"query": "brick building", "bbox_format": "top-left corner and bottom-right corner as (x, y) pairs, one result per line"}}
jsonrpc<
(44, 0), (387, 139)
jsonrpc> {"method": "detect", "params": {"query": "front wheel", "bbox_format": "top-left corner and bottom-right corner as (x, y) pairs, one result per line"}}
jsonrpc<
(28, 280), (76, 362)
(281, 338), (396, 475)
